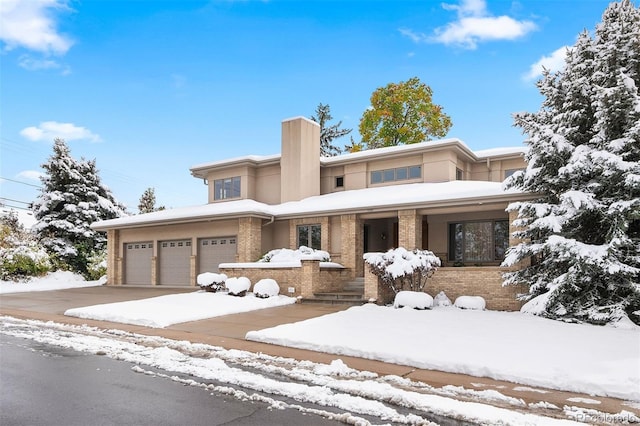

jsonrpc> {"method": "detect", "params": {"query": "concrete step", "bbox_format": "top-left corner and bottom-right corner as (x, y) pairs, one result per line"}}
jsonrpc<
(300, 296), (366, 306)
(313, 291), (364, 300)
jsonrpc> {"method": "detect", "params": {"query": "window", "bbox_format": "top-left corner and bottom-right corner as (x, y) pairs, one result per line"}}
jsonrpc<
(297, 224), (321, 250)
(448, 220), (509, 263)
(504, 169), (524, 179)
(214, 176), (241, 200)
(370, 165), (421, 184)
(335, 176), (344, 188)
(456, 168), (464, 180)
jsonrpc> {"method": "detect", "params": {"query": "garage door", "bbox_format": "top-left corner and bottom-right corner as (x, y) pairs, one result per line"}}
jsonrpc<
(159, 239), (192, 286)
(198, 236), (237, 273)
(124, 242), (153, 285)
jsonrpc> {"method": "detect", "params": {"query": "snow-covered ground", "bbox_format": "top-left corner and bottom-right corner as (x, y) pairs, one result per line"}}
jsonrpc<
(247, 304), (640, 402)
(65, 292), (297, 328)
(0, 271), (104, 294)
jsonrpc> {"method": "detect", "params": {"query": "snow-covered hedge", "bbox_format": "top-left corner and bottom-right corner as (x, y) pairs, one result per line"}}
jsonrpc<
(253, 278), (280, 298)
(197, 272), (227, 292)
(259, 246), (330, 263)
(393, 291), (433, 310)
(454, 296), (486, 310)
(225, 277), (251, 296)
(364, 247), (440, 294)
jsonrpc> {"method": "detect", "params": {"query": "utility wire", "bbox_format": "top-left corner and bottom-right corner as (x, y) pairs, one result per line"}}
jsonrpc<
(0, 176), (42, 188)
(0, 197), (30, 205)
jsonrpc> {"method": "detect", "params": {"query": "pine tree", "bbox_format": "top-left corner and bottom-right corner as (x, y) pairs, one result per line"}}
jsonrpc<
(503, 0), (640, 326)
(33, 138), (127, 274)
(138, 187), (165, 214)
(310, 103), (352, 157)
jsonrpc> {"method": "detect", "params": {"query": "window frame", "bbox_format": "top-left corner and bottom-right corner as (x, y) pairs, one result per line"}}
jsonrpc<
(448, 219), (509, 264)
(213, 176), (241, 200)
(297, 224), (322, 250)
(370, 165), (422, 184)
(335, 176), (344, 188)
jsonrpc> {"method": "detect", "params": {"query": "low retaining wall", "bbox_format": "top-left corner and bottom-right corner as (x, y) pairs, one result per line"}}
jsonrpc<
(219, 260), (348, 298)
(365, 266), (527, 311)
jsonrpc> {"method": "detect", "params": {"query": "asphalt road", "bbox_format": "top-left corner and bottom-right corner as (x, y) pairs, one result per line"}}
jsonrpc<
(0, 333), (343, 426)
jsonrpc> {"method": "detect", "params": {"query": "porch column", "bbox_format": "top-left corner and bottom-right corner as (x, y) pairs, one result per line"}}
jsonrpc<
(238, 217), (262, 262)
(398, 209), (422, 250)
(341, 214), (363, 278)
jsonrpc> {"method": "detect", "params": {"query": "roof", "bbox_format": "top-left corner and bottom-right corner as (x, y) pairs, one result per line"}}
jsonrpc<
(92, 180), (527, 230)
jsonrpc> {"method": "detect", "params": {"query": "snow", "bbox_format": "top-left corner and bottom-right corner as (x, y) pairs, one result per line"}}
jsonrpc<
(225, 277), (251, 295)
(454, 296), (486, 310)
(246, 304), (640, 401)
(260, 246), (330, 263)
(64, 291), (297, 328)
(0, 207), (37, 229)
(253, 279), (280, 298)
(196, 272), (227, 286)
(393, 291), (433, 309)
(434, 291), (452, 307)
(0, 271), (104, 294)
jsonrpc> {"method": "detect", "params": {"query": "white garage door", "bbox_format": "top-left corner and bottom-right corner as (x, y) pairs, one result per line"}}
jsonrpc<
(198, 236), (237, 273)
(124, 242), (153, 285)
(159, 239), (192, 286)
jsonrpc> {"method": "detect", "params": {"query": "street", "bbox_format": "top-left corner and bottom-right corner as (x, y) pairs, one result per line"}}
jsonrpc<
(0, 333), (344, 426)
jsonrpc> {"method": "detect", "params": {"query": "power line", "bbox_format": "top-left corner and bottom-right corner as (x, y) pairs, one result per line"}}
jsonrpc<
(0, 203), (32, 211)
(0, 197), (31, 205)
(0, 176), (42, 188)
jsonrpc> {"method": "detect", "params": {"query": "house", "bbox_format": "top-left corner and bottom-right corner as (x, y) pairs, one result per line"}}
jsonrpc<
(93, 116), (531, 309)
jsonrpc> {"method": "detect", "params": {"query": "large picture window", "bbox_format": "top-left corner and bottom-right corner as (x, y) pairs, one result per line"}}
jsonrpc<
(297, 224), (321, 250)
(214, 176), (241, 200)
(448, 220), (509, 263)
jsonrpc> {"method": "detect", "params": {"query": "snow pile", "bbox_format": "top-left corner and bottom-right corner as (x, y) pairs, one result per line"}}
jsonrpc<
(247, 304), (640, 401)
(434, 291), (452, 307)
(259, 246), (331, 264)
(253, 279), (279, 298)
(65, 291), (297, 328)
(225, 277), (251, 296)
(197, 272), (227, 286)
(0, 271), (104, 294)
(454, 296), (486, 310)
(393, 291), (433, 309)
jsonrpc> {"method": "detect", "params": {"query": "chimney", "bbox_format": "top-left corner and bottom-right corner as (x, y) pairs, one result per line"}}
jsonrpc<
(280, 116), (320, 203)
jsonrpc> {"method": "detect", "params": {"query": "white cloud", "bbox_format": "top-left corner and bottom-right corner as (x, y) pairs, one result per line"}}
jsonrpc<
(0, 0), (73, 55)
(401, 0), (537, 49)
(17, 170), (45, 181)
(20, 121), (102, 143)
(523, 46), (569, 81)
(18, 54), (71, 74)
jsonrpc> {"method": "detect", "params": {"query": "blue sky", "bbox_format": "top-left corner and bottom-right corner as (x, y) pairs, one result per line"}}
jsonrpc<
(1, 0), (612, 212)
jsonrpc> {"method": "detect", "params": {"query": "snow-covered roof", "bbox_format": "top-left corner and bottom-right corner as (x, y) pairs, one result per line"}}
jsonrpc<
(92, 180), (526, 230)
(190, 138), (527, 176)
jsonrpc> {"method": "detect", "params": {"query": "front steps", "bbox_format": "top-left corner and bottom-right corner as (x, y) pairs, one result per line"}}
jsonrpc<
(301, 277), (366, 305)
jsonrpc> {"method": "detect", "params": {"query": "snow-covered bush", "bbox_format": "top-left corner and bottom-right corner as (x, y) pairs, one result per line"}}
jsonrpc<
(393, 291), (433, 310)
(259, 246), (330, 263)
(454, 296), (486, 310)
(0, 211), (51, 280)
(197, 272), (227, 292)
(225, 277), (251, 296)
(86, 249), (107, 281)
(364, 247), (440, 294)
(433, 291), (452, 307)
(253, 278), (280, 298)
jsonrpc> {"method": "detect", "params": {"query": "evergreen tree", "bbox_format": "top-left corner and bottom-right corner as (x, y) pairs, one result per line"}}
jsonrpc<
(503, 0), (640, 326)
(310, 103), (352, 157)
(138, 187), (165, 214)
(33, 139), (127, 274)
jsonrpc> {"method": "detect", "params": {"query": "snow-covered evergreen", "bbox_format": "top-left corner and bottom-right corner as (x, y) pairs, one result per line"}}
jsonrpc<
(33, 139), (127, 274)
(310, 103), (352, 157)
(137, 187), (165, 214)
(503, 0), (640, 326)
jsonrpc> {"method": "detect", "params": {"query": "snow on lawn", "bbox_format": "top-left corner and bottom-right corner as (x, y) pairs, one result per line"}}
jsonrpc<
(65, 292), (297, 328)
(246, 304), (640, 401)
(0, 271), (105, 294)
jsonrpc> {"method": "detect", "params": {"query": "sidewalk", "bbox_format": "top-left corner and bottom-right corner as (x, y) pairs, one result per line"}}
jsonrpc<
(1, 286), (638, 421)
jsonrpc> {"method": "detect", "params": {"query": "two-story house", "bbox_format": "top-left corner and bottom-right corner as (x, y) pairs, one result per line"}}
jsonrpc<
(93, 116), (531, 309)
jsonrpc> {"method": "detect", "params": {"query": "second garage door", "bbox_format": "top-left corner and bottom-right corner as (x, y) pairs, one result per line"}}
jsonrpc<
(158, 239), (192, 286)
(198, 236), (237, 273)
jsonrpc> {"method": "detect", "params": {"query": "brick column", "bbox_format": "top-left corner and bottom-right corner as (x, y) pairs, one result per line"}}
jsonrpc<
(238, 217), (262, 262)
(107, 229), (120, 285)
(341, 214), (363, 278)
(398, 209), (422, 250)
(300, 259), (320, 298)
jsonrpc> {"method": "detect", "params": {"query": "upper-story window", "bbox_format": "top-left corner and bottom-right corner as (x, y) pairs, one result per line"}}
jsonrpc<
(214, 176), (241, 200)
(335, 176), (344, 188)
(456, 168), (464, 180)
(504, 168), (524, 180)
(371, 165), (421, 184)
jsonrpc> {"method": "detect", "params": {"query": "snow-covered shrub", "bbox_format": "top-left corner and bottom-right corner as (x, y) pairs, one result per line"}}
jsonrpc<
(253, 278), (280, 298)
(433, 291), (452, 307)
(86, 249), (107, 281)
(0, 212), (51, 280)
(393, 291), (433, 310)
(454, 296), (486, 310)
(259, 246), (330, 263)
(225, 277), (251, 296)
(364, 247), (440, 294)
(197, 272), (227, 292)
